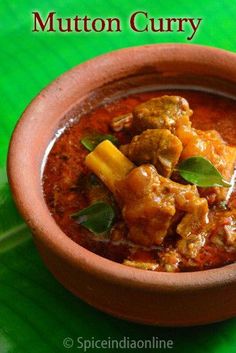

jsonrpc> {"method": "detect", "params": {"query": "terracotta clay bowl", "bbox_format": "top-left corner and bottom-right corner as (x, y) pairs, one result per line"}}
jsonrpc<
(8, 44), (236, 326)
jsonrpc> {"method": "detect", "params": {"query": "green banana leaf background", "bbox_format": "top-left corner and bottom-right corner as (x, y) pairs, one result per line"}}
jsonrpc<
(1, 0), (236, 352)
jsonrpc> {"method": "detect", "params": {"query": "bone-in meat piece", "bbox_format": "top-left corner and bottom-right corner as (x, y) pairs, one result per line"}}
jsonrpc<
(120, 129), (183, 177)
(116, 164), (208, 246)
(132, 95), (193, 134)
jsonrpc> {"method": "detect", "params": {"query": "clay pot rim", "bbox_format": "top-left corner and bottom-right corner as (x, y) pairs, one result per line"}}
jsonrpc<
(7, 43), (236, 292)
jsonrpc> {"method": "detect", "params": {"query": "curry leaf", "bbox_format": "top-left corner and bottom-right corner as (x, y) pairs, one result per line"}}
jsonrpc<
(72, 201), (115, 234)
(178, 157), (231, 188)
(81, 133), (119, 151)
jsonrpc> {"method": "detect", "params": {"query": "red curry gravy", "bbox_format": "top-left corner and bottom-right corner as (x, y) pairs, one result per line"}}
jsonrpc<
(43, 90), (236, 272)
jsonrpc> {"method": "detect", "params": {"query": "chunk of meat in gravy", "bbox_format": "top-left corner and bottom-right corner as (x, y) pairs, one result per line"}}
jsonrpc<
(177, 219), (208, 259)
(128, 95), (236, 204)
(120, 129), (183, 178)
(132, 95), (193, 134)
(177, 127), (236, 202)
(115, 164), (208, 247)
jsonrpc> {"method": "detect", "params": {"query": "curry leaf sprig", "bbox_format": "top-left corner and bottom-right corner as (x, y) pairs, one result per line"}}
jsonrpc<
(72, 201), (115, 234)
(177, 156), (231, 188)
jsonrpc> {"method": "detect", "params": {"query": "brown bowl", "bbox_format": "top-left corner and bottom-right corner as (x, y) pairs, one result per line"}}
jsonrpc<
(7, 44), (236, 326)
